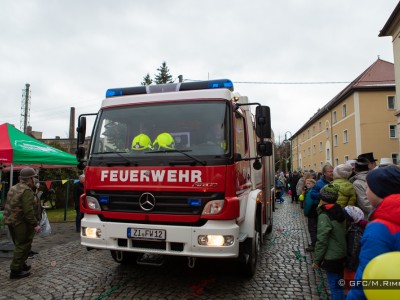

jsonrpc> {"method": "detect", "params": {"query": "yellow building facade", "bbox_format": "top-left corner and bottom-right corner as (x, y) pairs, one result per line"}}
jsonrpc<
(291, 59), (399, 171)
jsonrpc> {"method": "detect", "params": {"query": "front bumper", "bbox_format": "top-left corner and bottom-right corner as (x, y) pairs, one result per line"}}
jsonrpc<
(81, 214), (240, 258)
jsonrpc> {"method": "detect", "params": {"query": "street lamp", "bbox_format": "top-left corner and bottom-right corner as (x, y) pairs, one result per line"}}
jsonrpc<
(283, 131), (292, 172)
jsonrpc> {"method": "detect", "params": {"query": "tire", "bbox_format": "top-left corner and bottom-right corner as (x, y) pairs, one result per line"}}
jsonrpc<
(110, 250), (138, 265)
(240, 226), (261, 278)
(266, 217), (273, 234)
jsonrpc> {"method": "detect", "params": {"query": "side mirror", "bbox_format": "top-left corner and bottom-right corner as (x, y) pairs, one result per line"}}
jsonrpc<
(255, 106), (271, 139)
(76, 147), (85, 161)
(77, 117), (87, 145)
(257, 141), (272, 157)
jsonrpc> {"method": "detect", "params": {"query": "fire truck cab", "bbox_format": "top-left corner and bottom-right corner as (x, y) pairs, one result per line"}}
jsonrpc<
(76, 79), (274, 277)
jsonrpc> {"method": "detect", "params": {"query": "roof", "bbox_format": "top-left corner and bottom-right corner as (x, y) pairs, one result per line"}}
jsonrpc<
(292, 59), (395, 139)
(379, 1), (400, 37)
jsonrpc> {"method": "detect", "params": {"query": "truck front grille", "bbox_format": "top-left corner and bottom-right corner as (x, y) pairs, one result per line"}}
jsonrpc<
(88, 190), (224, 215)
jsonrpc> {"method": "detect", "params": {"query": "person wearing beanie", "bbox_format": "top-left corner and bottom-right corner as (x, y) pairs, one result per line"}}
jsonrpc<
(343, 206), (367, 296)
(349, 157), (371, 219)
(347, 165), (400, 300)
(332, 164), (357, 208)
(306, 163), (333, 252)
(312, 184), (347, 300)
(303, 178), (318, 251)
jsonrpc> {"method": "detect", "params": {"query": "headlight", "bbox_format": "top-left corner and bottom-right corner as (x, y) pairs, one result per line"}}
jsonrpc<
(202, 200), (224, 215)
(83, 227), (102, 238)
(86, 196), (101, 210)
(198, 235), (234, 246)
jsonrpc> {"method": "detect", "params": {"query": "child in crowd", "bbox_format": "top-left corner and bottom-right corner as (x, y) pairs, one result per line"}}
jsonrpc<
(347, 165), (400, 300)
(343, 206), (367, 295)
(331, 164), (357, 208)
(312, 184), (347, 300)
(303, 178), (317, 251)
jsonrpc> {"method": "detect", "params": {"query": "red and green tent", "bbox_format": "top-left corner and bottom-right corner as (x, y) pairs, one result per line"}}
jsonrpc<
(0, 123), (77, 183)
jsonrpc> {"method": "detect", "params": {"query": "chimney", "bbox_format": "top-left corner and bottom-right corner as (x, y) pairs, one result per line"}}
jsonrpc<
(69, 107), (75, 153)
(69, 107), (75, 139)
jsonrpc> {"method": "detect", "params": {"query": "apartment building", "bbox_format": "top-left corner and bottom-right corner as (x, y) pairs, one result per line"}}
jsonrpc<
(291, 58), (399, 171)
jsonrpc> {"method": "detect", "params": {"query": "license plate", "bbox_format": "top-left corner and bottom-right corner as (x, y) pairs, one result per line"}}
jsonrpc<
(127, 228), (166, 240)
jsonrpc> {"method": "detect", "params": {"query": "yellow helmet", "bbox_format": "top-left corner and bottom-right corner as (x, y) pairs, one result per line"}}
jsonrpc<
(153, 132), (175, 150)
(131, 134), (153, 150)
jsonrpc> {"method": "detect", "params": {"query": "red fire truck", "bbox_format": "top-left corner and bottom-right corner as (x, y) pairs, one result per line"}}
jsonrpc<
(76, 79), (275, 277)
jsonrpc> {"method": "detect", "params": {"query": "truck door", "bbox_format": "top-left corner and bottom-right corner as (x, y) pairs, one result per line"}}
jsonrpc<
(234, 111), (251, 221)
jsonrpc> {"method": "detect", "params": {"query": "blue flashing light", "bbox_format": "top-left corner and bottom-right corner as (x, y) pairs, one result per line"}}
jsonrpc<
(180, 79), (234, 92)
(106, 86), (147, 98)
(99, 195), (109, 204)
(209, 80), (234, 90)
(105, 79), (234, 98)
(106, 89), (123, 98)
(188, 198), (202, 207)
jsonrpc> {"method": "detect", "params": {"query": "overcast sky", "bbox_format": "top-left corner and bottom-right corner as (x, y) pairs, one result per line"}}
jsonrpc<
(1, 0), (398, 142)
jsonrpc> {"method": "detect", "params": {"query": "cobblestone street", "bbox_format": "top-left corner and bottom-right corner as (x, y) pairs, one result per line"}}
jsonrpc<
(0, 195), (329, 299)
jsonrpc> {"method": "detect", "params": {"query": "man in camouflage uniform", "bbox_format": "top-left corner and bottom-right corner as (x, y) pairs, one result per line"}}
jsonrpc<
(3, 167), (41, 279)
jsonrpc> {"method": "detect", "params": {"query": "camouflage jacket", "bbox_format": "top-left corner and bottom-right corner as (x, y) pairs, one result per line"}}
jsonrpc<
(3, 182), (38, 227)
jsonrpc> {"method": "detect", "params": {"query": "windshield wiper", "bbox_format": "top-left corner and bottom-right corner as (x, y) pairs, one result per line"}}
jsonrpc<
(93, 151), (139, 166)
(145, 149), (207, 166)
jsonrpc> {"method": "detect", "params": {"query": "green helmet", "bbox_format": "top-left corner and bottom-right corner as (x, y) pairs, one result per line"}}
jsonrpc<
(153, 133), (175, 150)
(131, 134), (153, 150)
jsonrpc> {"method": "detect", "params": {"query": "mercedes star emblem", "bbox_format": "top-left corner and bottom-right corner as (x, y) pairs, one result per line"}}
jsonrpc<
(138, 192), (156, 211)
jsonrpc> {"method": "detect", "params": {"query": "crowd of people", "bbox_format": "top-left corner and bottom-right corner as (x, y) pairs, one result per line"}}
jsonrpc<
(275, 152), (400, 300)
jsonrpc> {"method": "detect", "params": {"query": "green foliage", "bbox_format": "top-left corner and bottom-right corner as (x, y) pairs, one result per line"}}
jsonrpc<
(46, 207), (75, 222)
(154, 61), (174, 84)
(141, 73), (153, 86)
(142, 62), (174, 85)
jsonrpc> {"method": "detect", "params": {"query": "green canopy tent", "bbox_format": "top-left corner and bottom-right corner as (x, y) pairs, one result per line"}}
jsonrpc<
(0, 123), (78, 186)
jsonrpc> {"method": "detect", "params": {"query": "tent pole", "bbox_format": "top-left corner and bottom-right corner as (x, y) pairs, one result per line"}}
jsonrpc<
(64, 181), (69, 221)
(10, 164), (13, 187)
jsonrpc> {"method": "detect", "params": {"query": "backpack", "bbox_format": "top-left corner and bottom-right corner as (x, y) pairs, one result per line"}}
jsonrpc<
(345, 223), (365, 271)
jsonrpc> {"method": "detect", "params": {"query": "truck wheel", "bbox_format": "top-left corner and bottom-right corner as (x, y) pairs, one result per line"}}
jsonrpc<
(110, 250), (138, 265)
(266, 214), (273, 234)
(240, 227), (260, 278)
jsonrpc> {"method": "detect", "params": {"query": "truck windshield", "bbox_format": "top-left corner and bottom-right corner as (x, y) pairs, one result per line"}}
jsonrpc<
(91, 101), (230, 158)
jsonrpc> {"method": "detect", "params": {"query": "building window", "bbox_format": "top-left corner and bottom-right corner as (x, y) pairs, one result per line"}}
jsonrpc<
(313, 145), (316, 154)
(319, 122), (322, 131)
(342, 104), (347, 117)
(313, 126), (315, 135)
(319, 142), (322, 152)
(326, 148), (330, 161)
(333, 111), (337, 123)
(390, 125), (397, 138)
(388, 96), (396, 110)
(320, 162), (323, 170)
(392, 153), (399, 165)
(334, 134), (338, 146)
(344, 155), (349, 162)
(343, 130), (348, 143)
(326, 127), (329, 138)
(335, 158), (339, 166)
(308, 147), (311, 156)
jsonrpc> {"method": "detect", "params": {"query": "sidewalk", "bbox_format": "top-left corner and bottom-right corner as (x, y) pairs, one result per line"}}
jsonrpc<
(0, 222), (80, 262)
